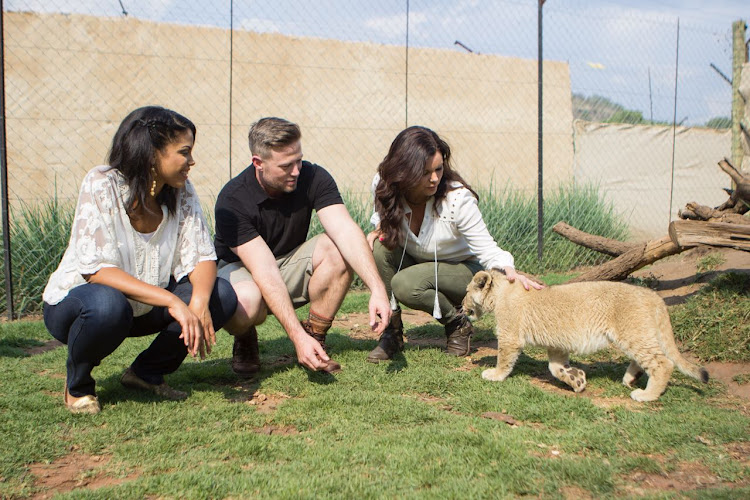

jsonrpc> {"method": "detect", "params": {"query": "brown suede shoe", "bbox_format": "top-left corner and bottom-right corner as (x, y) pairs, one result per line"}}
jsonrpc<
(231, 327), (261, 378)
(120, 367), (188, 401)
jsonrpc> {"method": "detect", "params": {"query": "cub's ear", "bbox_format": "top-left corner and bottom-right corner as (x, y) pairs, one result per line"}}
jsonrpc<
(473, 270), (492, 291)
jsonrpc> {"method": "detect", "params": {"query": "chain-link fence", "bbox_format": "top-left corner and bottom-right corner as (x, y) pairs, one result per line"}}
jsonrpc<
(1, 1), (747, 317)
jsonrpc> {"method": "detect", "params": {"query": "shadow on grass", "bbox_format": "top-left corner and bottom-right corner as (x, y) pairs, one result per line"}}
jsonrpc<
(0, 337), (50, 358)
(474, 351), (709, 397)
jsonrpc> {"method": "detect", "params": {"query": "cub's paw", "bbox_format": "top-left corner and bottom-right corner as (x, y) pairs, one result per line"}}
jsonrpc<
(630, 389), (659, 402)
(482, 368), (507, 382)
(559, 366), (587, 393)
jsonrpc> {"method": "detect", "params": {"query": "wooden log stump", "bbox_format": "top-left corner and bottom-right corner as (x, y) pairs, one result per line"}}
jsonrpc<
(669, 220), (750, 251)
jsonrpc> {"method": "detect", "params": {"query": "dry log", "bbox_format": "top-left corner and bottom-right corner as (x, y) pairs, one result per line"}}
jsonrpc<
(552, 221), (635, 256)
(714, 159), (749, 214)
(568, 236), (685, 283)
(669, 220), (750, 251)
(679, 159), (750, 220)
(679, 202), (750, 224)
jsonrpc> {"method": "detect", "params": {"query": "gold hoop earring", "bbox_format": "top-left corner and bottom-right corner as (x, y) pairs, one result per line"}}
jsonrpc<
(150, 167), (157, 197)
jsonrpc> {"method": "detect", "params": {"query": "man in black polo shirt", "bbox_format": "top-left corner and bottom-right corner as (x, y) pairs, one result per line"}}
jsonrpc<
(214, 117), (391, 375)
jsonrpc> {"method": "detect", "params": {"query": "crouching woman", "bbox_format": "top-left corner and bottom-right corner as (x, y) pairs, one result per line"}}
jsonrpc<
(43, 106), (237, 414)
(366, 126), (542, 362)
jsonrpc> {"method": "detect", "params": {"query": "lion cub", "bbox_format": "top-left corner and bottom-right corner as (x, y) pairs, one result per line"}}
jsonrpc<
(462, 270), (708, 402)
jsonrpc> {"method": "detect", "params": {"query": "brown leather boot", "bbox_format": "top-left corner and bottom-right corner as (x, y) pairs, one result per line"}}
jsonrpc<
(367, 309), (404, 363)
(231, 326), (260, 378)
(301, 320), (342, 373)
(444, 312), (473, 356)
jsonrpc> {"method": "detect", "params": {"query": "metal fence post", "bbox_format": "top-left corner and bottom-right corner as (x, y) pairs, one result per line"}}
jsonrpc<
(0, 0), (15, 320)
(731, 20), (747, 174)
(537, 0), (545, 264)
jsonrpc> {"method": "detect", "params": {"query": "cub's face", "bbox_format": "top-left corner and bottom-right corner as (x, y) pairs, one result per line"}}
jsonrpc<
(462, 270), (495, 321)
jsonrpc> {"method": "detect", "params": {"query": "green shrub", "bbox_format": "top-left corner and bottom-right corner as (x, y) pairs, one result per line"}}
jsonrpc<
(476, 182), (629, 274)
(1, 199), (75, 316)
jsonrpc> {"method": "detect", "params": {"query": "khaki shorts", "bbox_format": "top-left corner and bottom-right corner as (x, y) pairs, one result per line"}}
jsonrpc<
(217, 234), (320, 309)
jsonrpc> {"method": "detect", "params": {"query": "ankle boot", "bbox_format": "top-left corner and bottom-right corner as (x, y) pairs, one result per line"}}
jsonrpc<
(301, 320), (342, 373)
(231, 326), (260, 378)
(367, 309), (404, 363)
(444, 312), (473, 356)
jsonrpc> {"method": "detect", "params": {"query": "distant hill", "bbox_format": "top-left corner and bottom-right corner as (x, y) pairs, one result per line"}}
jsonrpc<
(572, 93), (729, 128)
(572, 93), (628, 122)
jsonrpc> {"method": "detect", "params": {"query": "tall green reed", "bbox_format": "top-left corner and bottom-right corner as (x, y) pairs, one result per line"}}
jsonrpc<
(1, 198), (75, 315)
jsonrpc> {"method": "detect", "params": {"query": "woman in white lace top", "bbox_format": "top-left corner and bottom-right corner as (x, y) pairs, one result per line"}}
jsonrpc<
(43, 106), (237, 414)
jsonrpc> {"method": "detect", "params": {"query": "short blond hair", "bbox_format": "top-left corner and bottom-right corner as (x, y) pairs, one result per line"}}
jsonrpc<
(248, 117), (301, 159)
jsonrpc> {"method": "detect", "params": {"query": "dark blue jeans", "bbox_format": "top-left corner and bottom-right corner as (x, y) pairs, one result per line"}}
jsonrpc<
(43, 277), (237, 398)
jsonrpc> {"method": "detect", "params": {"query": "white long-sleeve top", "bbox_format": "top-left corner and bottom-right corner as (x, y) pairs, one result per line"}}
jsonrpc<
(43, 165), (217, 316)
(370, 175), (515, 271)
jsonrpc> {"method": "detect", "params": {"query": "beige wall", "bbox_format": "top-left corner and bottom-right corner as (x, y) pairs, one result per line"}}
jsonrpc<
(741, 62), (750, 174)
(4, 11), (572, 206)
(573, 121), (732, 239)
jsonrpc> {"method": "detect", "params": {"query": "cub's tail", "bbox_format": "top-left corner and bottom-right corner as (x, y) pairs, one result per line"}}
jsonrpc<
(656, 305), (709, 383)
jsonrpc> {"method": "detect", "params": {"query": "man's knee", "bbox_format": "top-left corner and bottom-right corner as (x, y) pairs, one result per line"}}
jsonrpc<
(227, 281), (267, 332)
(313, 234), (352, 277)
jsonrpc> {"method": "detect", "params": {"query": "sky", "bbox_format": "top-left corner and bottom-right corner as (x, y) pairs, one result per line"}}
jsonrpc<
(6, 0), (749, 125)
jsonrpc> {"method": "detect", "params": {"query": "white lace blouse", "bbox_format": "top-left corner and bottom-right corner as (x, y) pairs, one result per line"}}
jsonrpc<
(43, 165), (217, 316)
(370, 175), (515, 271)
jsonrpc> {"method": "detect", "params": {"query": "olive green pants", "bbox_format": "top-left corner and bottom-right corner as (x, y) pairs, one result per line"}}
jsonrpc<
(372, 240), (483, 324)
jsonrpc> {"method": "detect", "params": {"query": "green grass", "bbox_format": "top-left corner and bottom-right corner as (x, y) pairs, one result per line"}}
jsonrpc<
(696, 252), (727, 274)
(1, 289), (748, 499)
(670, 272), (750, 362)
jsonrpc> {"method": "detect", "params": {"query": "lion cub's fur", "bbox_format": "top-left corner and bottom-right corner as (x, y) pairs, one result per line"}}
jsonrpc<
(462, 270), (708, 402)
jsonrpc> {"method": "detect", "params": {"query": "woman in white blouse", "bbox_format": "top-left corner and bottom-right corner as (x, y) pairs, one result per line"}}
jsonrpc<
(366, 126), (542, 362)
(43, 106), (237, 414)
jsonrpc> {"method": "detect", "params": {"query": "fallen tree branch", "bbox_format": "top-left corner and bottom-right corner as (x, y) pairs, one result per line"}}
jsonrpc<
(569, 236), (684, 282)
(552, 221), (635, 256)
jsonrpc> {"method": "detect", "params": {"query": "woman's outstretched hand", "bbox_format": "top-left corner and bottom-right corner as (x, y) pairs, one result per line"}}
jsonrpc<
(502, 267), (545, 291)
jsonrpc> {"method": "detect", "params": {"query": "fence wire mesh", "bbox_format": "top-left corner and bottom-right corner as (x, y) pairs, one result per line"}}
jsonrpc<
(1, 0), (746, 317)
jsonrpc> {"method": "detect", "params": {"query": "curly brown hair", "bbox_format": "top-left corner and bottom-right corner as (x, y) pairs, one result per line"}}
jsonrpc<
(375, 126), (477, 249)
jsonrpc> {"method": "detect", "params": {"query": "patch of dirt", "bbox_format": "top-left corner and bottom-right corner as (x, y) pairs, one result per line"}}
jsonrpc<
(244, 392), (290, 414)
(704, 361), (750, 400)
(630, 246), (750, 306)
(23, 339), (63, 356)
(28, 452), (136, 499)
(623, 461), (743, 494)
(253, 424), (299, 435)
(335, 309), (434, 341)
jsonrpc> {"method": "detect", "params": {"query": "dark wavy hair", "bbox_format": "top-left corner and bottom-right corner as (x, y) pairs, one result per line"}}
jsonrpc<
(107, 106), (196, 216)
(375, 126), (477, 249)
